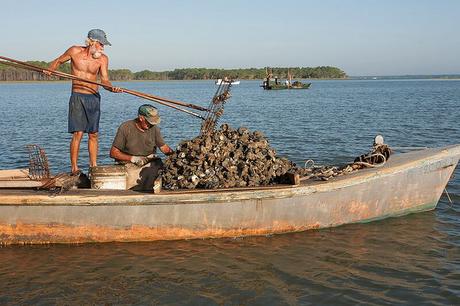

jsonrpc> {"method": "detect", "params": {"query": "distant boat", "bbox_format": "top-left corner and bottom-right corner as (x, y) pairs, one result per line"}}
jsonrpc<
(215, 79), (240, 85)
(261, 67), (311, 90)
(261, 80), (311, 90)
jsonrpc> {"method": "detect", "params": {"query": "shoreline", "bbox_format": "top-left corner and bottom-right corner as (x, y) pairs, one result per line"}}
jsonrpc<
(1, 77), (459, 84)
(0, 78), (347, 84)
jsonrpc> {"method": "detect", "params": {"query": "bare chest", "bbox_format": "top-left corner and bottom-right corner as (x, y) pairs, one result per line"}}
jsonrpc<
(71, 53), (101, 75)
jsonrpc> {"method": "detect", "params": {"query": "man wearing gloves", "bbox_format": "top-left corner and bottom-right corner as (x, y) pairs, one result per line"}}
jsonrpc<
(110, 104), (173, 190)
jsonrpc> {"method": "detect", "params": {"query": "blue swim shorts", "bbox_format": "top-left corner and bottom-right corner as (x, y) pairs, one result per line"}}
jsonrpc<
(68, 92), (101, 133)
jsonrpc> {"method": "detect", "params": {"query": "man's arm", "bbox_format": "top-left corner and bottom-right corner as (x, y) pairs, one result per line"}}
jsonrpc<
(159, 144), (174, 156)
(99, 56), (122, 93)
(111, 144), (174, 159)
(44, 46), (76, 75)
(110, 146), (155, 166)
(110, 146), (132, 162)
(110, 125), (131, 162)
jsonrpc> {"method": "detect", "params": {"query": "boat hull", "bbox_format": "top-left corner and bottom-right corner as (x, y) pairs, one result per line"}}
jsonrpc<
(0, 146), (459, 245)
(271, 83), (311, 90)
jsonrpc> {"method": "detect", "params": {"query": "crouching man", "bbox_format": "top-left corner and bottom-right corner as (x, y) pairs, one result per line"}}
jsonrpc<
(110, 104), (174, 191)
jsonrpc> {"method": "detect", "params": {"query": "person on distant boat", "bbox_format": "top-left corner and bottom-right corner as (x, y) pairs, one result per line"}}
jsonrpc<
(110, 104), (174, 191)
(44, 29), (122, 175)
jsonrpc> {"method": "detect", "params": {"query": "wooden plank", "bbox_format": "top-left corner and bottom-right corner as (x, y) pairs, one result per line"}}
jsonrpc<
(0, 169), (29, 179)
(162, 182), (298, 195)
(0, 179), (42, 188)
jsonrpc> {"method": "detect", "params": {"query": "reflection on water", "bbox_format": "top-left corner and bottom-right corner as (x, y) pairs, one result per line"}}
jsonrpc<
(1, 205), (459, 304)
(0, 80), (460, 304)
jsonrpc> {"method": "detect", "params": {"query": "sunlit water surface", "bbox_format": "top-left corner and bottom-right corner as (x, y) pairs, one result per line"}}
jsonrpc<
(0, 80), (459, 304)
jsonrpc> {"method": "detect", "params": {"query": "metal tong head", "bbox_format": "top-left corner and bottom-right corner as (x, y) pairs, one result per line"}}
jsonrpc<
(26, 144), (50, 180)
(200, 78), (233, 136)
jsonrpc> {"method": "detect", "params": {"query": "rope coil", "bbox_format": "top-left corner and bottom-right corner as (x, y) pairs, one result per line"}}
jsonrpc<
(299, 144), (392, 181)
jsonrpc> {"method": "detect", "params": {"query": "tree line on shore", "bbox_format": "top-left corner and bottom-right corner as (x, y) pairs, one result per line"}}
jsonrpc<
(0, 61), (347, 81)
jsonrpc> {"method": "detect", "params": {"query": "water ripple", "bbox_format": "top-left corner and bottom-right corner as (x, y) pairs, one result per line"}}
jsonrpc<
(1, 80), (460, 304)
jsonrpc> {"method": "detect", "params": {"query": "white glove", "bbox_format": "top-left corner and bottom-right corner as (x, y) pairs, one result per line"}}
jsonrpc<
(130, 155), (150, 167)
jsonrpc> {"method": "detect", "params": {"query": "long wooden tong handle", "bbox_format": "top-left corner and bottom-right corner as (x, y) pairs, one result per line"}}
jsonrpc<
(0, 55), (208, 119)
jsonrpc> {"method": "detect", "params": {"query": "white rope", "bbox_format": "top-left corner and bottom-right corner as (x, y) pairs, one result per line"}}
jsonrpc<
(304, 159), (315, 169)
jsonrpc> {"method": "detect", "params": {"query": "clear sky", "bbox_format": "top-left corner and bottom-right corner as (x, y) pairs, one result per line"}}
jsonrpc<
(1, 0), (459, 75)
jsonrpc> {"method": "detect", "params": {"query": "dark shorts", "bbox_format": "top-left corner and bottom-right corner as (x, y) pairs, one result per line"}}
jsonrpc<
(68, 92), (101, 133)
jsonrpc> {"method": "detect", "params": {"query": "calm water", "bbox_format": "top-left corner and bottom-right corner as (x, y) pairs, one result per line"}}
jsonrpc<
(0, 80), (459, 304)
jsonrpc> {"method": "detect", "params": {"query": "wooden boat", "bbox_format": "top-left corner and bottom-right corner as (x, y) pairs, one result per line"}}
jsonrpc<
(0, 145), (459, 245)
(261, 67), (311, 90)
(261, 81), (311, 90)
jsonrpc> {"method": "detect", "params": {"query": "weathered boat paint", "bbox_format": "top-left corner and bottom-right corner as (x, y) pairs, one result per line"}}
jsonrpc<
(0, 145), (459, 245)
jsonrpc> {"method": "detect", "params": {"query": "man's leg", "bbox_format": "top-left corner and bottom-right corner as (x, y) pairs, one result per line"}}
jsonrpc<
(126, 159), (163, 191)
(88, 132), (98, 168)
(70, 131), (84, 174)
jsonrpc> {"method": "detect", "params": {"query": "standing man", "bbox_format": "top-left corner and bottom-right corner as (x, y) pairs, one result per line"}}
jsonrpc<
(110, 104), (174, 191)
(46, 29), (122, 175)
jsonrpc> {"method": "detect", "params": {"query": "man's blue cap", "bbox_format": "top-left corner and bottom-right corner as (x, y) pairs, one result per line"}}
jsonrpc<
(87, 29), (111, 46)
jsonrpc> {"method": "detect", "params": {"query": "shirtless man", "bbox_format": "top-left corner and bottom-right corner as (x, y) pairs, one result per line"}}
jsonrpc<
(46, 29), (122, 174)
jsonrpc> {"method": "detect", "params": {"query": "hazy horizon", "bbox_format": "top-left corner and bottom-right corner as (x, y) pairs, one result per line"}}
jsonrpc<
(2, 0), (459, 76)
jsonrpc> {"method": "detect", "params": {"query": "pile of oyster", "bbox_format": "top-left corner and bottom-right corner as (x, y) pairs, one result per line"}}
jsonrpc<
(162, 124), (296, 190)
